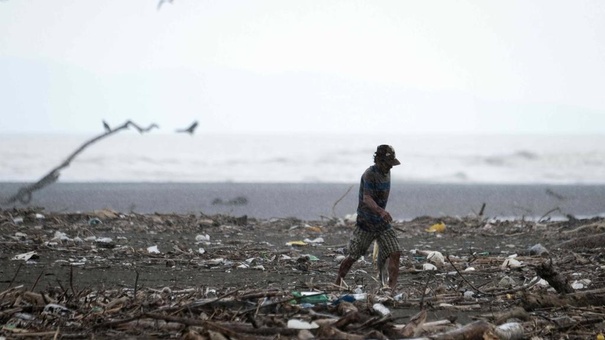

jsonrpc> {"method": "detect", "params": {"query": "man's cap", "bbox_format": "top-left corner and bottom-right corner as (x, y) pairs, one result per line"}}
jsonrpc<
(375, 145), (401, 166)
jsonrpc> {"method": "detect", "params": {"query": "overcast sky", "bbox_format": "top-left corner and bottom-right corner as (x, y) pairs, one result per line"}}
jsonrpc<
(1, 0), (605, 135)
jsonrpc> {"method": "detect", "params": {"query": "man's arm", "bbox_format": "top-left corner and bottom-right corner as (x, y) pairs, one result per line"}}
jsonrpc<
(362, 193), (393, 223)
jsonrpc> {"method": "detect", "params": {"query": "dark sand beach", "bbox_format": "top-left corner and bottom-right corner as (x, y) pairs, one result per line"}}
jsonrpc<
(1, 187), (605, 338)
(1, 182), (604, 220)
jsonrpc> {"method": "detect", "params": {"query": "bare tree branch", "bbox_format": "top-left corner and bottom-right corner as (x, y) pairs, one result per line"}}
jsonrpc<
(1, 120), (158, 206)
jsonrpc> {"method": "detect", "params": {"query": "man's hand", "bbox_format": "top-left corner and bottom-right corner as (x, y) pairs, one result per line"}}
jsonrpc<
(379, 210), (393, 223)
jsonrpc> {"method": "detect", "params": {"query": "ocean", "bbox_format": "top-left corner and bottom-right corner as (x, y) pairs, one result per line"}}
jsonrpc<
(1, 133), (605, 220)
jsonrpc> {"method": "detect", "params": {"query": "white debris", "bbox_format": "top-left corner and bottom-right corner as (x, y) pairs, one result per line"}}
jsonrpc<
(207, 258), (225, 266)
(195, 234), (210, 242)
(96, 237), (113, 244)
(372, 303), (391, 316)
(43, 303), (72, 316)
(571, 279), (591, 290)
(501, 258), (523, 269)
(14, 232), (28, 239)
(52, 231), (71, 241)
(422, 263), (437, 271)
(344, 214), (357, 223)
(147, 245), (160, 254)
(303, 237), (324, 244)
(12, 251), (38, 261)
(287, 319), (319, 329)
(426, 251), (445, 267)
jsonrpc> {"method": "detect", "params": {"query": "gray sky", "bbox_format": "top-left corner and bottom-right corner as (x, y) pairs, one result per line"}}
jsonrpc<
(1, 0), (605, 135)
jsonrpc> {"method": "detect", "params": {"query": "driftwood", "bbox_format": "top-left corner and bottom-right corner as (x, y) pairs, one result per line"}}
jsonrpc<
(1, 120), (158, 206)
(2, 209), (605, 339)
(408, 320), (493, 340)
(535, 258), (574, 294)
(556, 232), (605, 250)
(522, 287), (605, 309)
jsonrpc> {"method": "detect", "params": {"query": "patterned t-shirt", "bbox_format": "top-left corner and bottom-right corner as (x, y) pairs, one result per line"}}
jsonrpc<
(356, 165), (391, 232)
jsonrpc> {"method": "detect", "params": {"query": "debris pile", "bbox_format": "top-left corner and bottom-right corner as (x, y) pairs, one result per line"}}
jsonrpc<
(1, 208), (605, 338)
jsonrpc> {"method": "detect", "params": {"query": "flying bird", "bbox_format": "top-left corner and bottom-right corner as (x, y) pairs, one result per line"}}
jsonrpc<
(141, 123), (160, 133)
(157, 0), (173, 10)
(176, 121), (198, 135)
(103, 120), (111, 132)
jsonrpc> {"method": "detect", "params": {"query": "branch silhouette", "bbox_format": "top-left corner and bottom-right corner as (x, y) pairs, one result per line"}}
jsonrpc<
(1, 120), (158, 206)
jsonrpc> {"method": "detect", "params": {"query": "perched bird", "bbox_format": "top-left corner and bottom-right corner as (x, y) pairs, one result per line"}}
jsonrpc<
(102, 120), (111, 132)
(157, 0), (173, 10)
(176, 121), (198, 135)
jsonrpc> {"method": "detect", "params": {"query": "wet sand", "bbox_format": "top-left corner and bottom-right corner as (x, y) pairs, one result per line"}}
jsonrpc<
(2, 182), (605, 220)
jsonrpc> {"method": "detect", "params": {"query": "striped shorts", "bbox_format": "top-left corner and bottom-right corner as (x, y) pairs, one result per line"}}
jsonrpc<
(347, 227), (401, 265)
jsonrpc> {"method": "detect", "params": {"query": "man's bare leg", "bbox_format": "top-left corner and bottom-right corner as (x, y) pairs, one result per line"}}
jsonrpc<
(335, 257), (356, 287)
(387, 251), (401, 290)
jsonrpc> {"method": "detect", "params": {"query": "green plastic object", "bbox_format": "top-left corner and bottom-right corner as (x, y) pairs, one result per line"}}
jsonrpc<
(291, 291), (329, 304)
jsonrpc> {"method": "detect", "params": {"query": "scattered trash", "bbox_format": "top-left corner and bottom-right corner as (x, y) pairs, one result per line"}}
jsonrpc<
(12, 251), (39, 261)
(571, 279), (591, 290)
(498, 276), (516, 288)
(302, 254), (319, 261)
(372, 303), (391, 316)
(88, 218), (102, 226)
(1, 207), (603, 339)
(286, 241), (307, 247)
(334, 293), (367, 304)
(12, 217), (24, 224)
(195, 234), (210, 242)
(344, 213), (357, 223)
(147, 245), (160, 254)
(494, 322), (524, 340)
(414, 249), (446, 267)
(426, 251), (445, 267)
(52, 231), (71, 241)
(287, 319), (319, 329)
(304, 225), (323, 233)
(95, 237), (115, 249)
(291, 291), (329, 304)
(43, 303), (72, 317)
(501, 258), (523, 269)
(529, 243), (549, 256)
(426, 222), (446, 233)
(14, 232), (28, 239)
(303, 237), (324, 244)
(422, 263), (437, 271)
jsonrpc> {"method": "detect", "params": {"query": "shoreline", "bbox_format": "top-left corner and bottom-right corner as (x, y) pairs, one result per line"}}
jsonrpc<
(2, 182), (604, 220)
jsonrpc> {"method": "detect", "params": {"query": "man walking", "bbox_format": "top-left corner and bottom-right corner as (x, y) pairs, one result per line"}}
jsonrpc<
(335, 145), (402, 290)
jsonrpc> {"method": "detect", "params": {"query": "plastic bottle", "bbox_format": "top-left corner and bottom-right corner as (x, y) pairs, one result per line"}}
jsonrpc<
(372, 303), (391, 316)
(494, 322), (524, 340)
